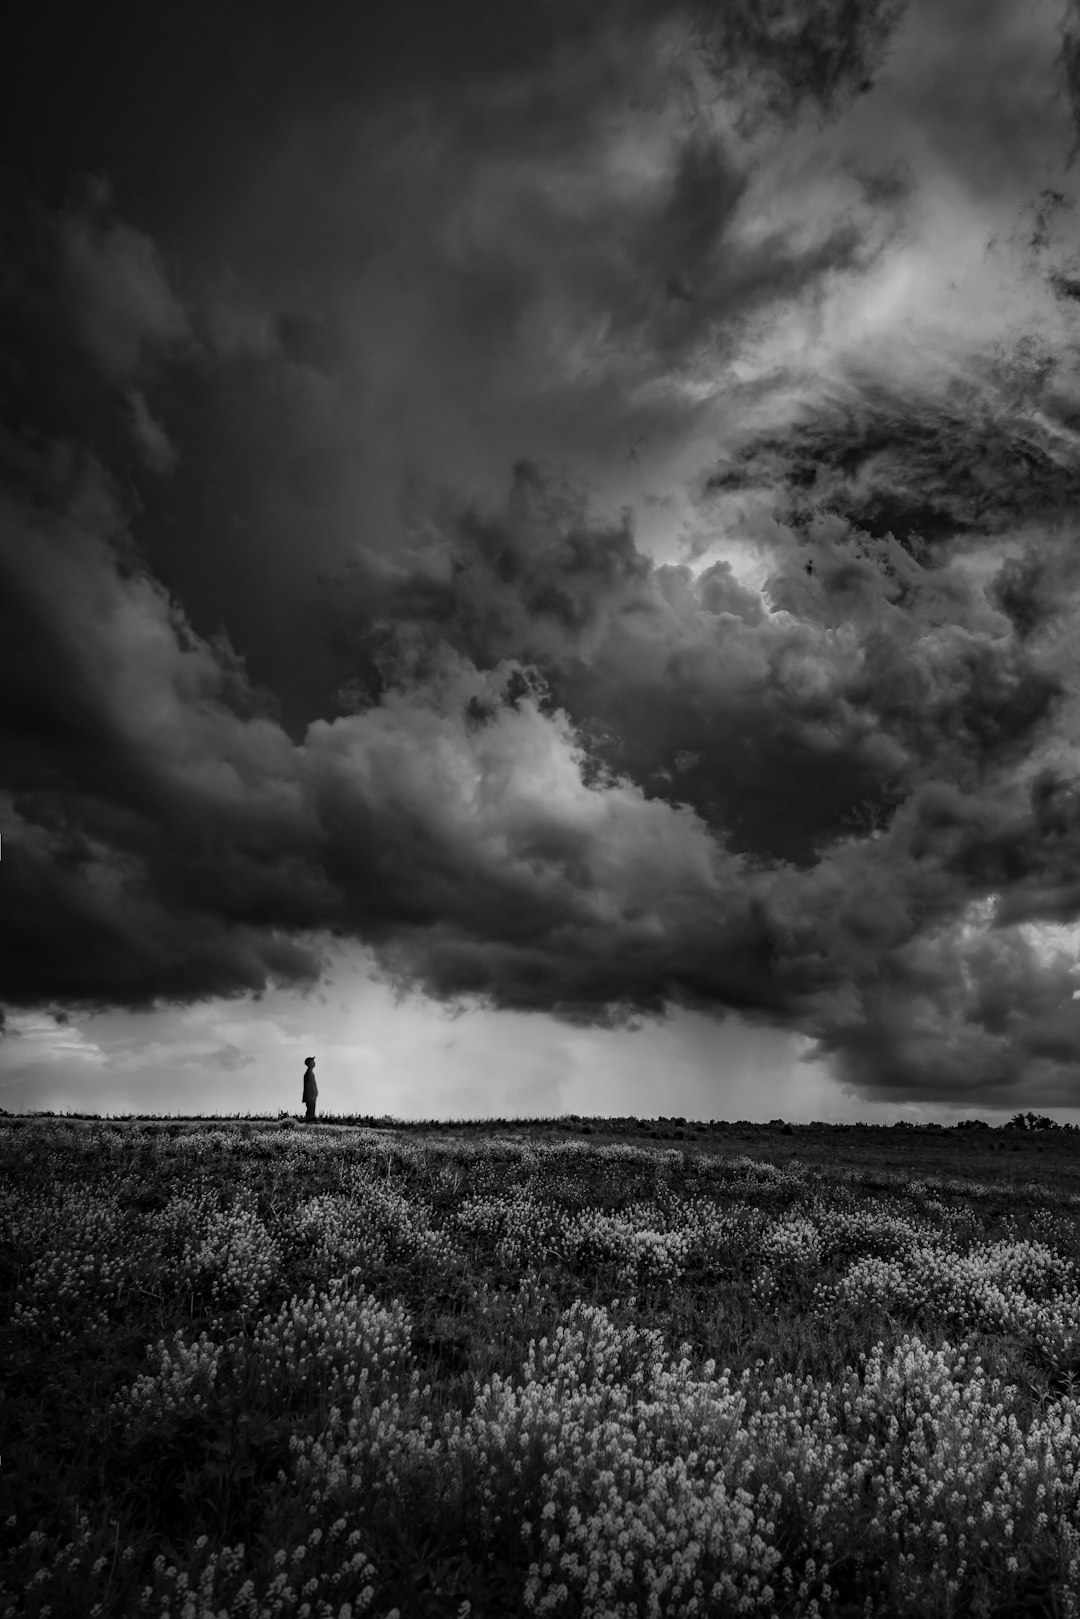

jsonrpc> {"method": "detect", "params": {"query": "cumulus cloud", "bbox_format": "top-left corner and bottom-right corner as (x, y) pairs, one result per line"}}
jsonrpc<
(3, 433), (1079, 1110)
(0, 453), (330, 1011)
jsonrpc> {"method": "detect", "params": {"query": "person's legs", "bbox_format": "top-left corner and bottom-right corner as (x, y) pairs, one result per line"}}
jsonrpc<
(306, 1101), (316, 1121)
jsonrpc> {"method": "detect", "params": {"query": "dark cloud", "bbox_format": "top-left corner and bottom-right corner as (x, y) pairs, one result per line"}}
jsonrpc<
(708, 362), (1080, 555)
(16, 0), (912, 736)
(1059, 0), (1080, 168)
(57, 181), (190, 381)
(333, 455), (1067, 866)
(3, 438), (1075, 1078)
(682, 0), (909, 134)
(2, 0), (908, 238)
(5, 0), (1080, 1112)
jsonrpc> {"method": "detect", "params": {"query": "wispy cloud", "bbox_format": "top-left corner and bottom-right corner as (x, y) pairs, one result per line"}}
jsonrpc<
(0, 1011), (106, 1067)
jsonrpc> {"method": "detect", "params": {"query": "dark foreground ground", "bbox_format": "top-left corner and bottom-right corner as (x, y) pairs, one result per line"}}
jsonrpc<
(4, 1111), (1080, 1617)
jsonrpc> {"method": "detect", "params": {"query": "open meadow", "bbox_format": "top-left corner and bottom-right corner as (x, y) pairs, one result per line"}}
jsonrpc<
(3, 1113), (1080, 1619)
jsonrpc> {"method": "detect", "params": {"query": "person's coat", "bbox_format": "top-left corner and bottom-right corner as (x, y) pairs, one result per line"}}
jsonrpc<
(302, 1069), (318, 1105)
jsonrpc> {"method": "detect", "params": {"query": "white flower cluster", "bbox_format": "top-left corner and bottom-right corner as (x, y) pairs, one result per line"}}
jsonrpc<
(109, 1330), (224, 1441)
(289, 1296), (1080, 1618)
(453, 1187), (547, 1269)
(245, 1278), (414, 1417)
(7, 1182), (156, 1339)
(294, 1194), (390, 1274)
(814, 1238), (1080, 1367)
(191, 1201), (281, 1324)
(551, 1204), (694, 1286)
(477, 1185), (757, 1274)
(140, 1532), (375, 1618)
(330, 1165), (461, 1272)
(155, 1189), (280, 1324)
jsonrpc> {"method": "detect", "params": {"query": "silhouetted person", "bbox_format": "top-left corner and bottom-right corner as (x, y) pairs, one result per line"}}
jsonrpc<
(302, 1056), (318, 1121)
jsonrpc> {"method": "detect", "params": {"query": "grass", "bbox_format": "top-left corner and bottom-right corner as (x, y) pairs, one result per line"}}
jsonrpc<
(2, 1111), (1079, 1618)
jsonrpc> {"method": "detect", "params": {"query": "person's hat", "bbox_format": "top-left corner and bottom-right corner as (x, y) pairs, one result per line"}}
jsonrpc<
(305, 1056), (315, 1064)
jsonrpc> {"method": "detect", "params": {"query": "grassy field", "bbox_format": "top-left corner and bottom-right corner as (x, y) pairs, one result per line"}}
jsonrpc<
(2, 1112), (1080, 1618)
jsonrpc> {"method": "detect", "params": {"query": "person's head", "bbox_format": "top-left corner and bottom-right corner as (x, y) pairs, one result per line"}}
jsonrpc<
(305, 1057), (315, 1068)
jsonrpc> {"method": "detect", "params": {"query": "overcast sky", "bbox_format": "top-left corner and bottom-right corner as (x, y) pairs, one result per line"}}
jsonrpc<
(5, 0), (1080, 1122)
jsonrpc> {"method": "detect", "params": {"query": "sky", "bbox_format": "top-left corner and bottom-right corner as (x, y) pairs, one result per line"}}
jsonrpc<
(5, 0), (1080, 1123)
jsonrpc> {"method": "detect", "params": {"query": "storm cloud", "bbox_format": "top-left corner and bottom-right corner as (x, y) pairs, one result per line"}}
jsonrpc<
(4, 0), (1080, 1110)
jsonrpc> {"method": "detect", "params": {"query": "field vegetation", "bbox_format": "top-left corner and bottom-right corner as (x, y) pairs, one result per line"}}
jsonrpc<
(2, 1111), (1080, 1618)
